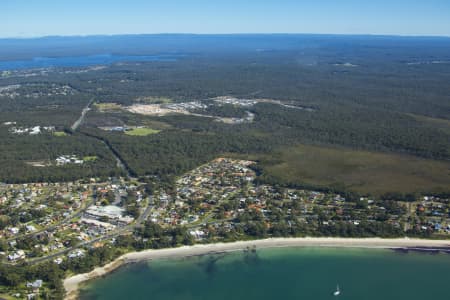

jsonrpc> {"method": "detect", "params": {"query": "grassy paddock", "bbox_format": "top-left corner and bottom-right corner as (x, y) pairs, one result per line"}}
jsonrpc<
(0, 294), (16, 300)
(53, 131), (68, 137)
(256, 144), (450, 196)
(94, 102), (123, 112)
(83, 156), (98, 162)
(125, 127), (161, 136)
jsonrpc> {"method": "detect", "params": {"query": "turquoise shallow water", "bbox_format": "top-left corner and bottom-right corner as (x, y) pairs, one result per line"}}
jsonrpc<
(80, 247), (450, 300)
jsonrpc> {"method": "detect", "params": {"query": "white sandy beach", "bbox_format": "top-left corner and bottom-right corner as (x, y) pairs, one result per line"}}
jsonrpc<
(64, 237), (450, 299)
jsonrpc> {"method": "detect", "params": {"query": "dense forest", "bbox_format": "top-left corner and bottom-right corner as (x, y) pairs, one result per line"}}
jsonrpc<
(0, 34), (449, 194)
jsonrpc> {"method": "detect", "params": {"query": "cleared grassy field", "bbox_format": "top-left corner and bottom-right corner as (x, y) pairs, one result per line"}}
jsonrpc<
(0, 294), (15, 300)
(94, 102), (123, 112)
(83, 156), (98, 162)
(53, 131), (67, 136)
(259, 144), (450, 196)
(125, 127), (160, 136)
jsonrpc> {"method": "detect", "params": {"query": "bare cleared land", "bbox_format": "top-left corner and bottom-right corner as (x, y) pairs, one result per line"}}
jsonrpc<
(126, 103), (186, 116)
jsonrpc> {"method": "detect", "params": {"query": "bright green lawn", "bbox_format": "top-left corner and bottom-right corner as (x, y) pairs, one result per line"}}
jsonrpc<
(83, 156), (98, 162)
(125, 127), (161, 136)
(53, 131), (67, 137)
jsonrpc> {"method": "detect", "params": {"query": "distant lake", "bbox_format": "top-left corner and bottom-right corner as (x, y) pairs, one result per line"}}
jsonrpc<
(0, 53), (181, 70)
(80, 247), (450, 300)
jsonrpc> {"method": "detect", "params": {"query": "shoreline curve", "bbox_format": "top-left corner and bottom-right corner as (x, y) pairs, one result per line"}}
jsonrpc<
(63, 237), (450, 299)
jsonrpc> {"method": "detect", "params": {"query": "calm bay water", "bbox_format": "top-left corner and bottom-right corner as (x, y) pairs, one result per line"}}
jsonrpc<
(0, 54), (180, 70)
(79, 247), (450, 300)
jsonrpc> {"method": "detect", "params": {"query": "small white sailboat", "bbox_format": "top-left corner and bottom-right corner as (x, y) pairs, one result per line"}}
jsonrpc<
(333, 284), (341, 296)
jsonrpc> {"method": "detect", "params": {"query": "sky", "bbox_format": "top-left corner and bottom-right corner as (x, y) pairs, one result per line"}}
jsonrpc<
(1, 0), (450, 38)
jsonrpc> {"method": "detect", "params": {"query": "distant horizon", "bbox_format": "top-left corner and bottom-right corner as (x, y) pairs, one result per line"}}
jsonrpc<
(1, 32), (450, 40)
